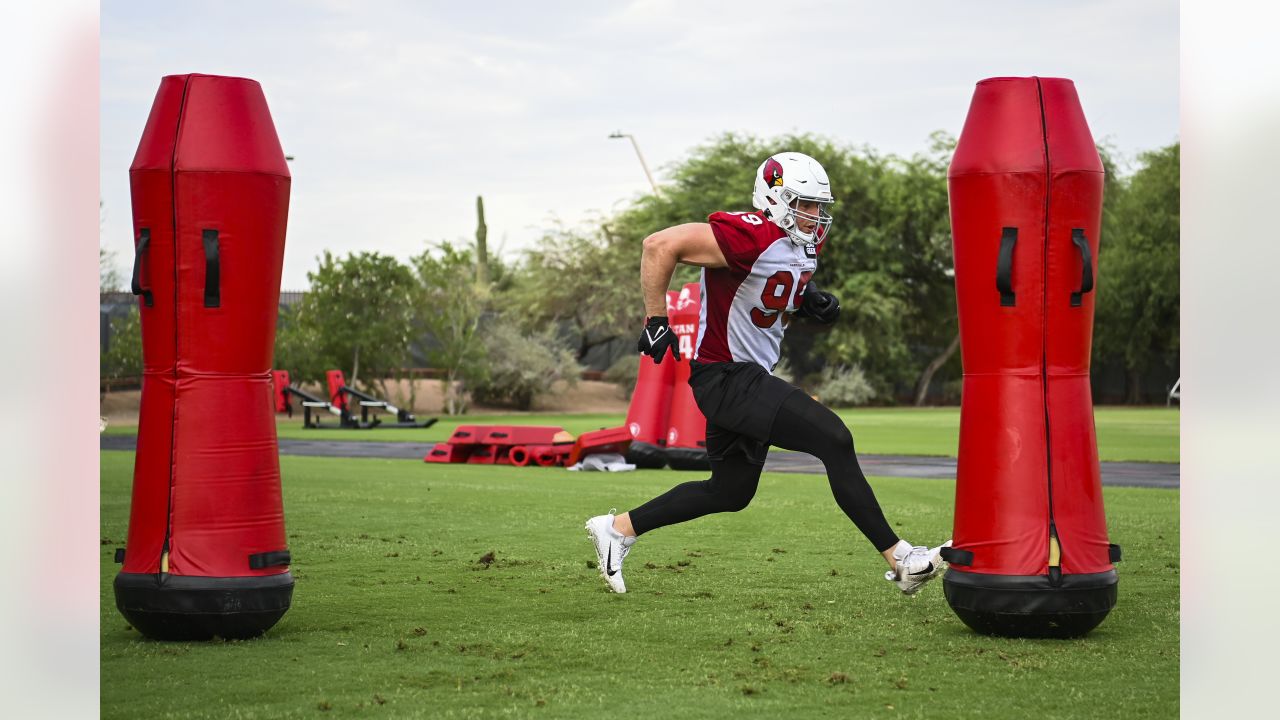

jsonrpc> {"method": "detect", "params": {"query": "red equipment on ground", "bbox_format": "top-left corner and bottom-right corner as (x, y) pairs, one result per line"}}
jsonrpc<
(508, 446), (535, 467)
(464, 444), (511, 465)
(567, 427), (634, 467)
(943, 76), (1119, 638)
(421, 425), (631, 469)
(423, 426), (572, 466)
(423, 443), (470, 463)
(532, 445), (574, 467)
(663, 283), (709, 470)
(114, 74), (293, 641)
(474, 426), (573, 446)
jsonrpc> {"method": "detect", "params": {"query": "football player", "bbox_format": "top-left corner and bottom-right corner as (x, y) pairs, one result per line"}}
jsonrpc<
(585, 152), (950, 595)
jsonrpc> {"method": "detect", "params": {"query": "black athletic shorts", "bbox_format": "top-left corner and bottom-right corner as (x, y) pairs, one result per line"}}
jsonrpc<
(688, 360), (801, 467)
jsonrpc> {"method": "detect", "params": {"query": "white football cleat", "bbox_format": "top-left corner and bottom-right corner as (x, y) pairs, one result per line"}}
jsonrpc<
(585, 510), (635, 594)
(885, 539), (952, 595)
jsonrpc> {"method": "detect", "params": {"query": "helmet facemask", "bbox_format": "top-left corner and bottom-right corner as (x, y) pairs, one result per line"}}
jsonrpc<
(761, 186), (833, 246)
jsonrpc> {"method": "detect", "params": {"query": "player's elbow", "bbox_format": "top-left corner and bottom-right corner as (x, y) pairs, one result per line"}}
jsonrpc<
(642, 231), (674, 259)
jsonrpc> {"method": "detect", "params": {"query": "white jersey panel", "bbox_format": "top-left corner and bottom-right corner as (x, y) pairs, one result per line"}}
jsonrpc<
(695, 268), (708, 354)
(724, 239), (818, 370)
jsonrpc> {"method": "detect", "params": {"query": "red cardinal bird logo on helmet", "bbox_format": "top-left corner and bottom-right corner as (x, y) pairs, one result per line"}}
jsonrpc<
(763, 157), (784, 187)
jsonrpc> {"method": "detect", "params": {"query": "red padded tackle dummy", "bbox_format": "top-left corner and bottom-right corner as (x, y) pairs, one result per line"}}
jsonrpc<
(664, 283), (710, 470)
(623, 290), (677, 468)
(944, 77), (1118, 638)
(114, 74), (293, 641)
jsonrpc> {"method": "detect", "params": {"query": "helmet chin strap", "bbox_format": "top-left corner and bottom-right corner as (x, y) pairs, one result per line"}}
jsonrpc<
(787, 228), (817, 247)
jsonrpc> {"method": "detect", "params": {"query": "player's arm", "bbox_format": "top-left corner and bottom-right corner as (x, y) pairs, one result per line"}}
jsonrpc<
(639, 223), (727, 317)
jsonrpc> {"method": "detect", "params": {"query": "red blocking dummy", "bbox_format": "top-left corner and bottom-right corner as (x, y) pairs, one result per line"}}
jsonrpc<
(272, 370), (291, 413)
(115, 74), (293, 641)
(944, 77), (1117, 638)
(665, 283), (710, 470)
(624, 290), (677, 468)
(326, 369), (349, 410)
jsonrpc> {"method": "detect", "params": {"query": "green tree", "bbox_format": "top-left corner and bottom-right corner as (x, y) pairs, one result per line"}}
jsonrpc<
(102, 306), (142, 378)
(273, 251), (417, 394)
(1096, 142), (1127, 240)
(844, 132), (955, 403)
(412, 242), (488, 415)
(273, 304), (328, 385)
(1094, 142), (1180, 402)
(504, 224), (641, 362)
(101, 246), (124, 293)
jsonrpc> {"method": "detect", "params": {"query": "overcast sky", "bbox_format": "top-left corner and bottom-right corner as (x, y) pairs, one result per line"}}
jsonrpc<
(100, 1), (1178, 289)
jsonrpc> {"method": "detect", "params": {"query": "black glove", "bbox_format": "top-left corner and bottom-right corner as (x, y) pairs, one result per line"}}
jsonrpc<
(637, 316), (681, 364)
(797, 281), (840, 324)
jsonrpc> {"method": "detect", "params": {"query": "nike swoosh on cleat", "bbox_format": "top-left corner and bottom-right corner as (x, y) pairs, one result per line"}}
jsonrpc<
(908, 563), (934, 576)
(606, 545), (618, 576)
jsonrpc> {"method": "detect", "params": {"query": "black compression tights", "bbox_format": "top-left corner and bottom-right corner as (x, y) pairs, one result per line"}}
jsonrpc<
(627, 392), (899, 552)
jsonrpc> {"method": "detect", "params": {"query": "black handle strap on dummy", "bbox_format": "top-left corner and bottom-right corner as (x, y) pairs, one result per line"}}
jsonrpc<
(1109, 544), (1122, 563)
(1070, 228), (1094, 307)
(131, 228), (154, 307)
(249, 550), (291, 569)
(996, 227), (1017, 307)
(940, 546), (974, 566)
(202, 229), (221, 308)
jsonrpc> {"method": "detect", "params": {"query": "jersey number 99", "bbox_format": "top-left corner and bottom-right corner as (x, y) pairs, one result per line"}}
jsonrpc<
(750, 271), (792, 328)
(750, 270), (813, 329)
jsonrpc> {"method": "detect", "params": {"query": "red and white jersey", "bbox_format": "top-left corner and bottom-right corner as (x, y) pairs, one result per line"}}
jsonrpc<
(694, 211), (824, 370)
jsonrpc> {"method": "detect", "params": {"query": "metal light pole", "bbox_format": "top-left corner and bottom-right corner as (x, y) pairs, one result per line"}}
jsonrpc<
(609, 131), (660, 195)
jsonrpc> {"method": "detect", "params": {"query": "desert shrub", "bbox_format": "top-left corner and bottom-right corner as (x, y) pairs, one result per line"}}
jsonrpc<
(466, 319), (581, 410)
(815, 364), (877, 407)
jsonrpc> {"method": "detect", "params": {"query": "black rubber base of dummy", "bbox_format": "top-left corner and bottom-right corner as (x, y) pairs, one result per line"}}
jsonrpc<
(943, 568), (1117, 638)
(114, 572), (293, 641)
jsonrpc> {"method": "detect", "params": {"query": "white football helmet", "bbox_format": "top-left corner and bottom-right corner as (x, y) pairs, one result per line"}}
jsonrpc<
(752, 152), (834, 246)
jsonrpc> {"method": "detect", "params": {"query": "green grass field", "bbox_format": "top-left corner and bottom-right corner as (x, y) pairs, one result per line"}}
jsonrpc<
(832, 407), (1179, 463)
(102, 406), (1179, 463)
(100, 451), (1179, 719)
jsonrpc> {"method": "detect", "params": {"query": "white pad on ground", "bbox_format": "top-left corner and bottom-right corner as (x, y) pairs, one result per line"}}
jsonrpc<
(568, 453), (636, 472)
